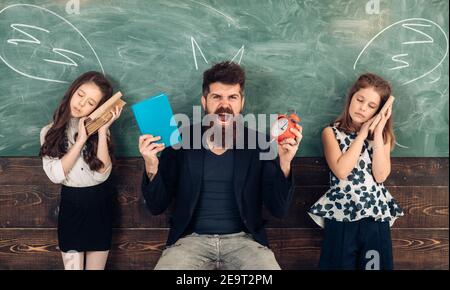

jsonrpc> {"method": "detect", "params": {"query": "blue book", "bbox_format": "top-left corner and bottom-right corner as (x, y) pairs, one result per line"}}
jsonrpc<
(131, 93), (182, 146)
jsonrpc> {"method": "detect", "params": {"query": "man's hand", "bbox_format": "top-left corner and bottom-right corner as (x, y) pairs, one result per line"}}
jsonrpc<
(278, 125), (302, 177)
(139, 134), (165, 180)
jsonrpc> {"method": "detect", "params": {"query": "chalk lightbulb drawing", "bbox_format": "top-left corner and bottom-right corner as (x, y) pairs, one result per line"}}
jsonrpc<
(353, 18), (448, 85)
(0, 4), (104, 83)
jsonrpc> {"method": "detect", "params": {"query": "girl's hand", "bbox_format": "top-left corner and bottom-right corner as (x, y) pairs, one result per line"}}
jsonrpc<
(373, 104), (392, 138)
(98, 106), (123, 136)
(358, 115), (379, 140)
(76, 117), (89, 145)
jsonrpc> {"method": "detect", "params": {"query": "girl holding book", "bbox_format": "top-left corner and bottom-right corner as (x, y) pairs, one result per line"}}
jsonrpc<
(39, 71), (122, 270)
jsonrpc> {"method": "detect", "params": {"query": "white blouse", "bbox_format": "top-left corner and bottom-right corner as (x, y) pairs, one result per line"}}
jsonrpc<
(40, 118), (112, 187)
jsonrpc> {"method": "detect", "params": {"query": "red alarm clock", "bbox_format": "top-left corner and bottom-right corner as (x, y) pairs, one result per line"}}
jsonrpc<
(270, 112), (301, 143)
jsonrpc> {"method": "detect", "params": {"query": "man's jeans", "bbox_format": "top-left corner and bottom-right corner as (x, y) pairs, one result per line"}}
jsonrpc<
(154, 231), (281, 270)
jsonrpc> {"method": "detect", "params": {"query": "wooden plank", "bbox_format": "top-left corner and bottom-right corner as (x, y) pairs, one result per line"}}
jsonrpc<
(268, 185), (449, 228)
(1, 185), (447, 228)
(1, 157), (448, 187)
(0, 184), (60, 228)
(291, 157), (449, 187)
(0, 228), (447, 270)
(0, 157), (145, 186)
(391, 229), (449, 270)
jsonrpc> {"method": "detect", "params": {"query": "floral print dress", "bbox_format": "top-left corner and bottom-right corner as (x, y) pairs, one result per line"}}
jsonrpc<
(308, 124), (404, 228)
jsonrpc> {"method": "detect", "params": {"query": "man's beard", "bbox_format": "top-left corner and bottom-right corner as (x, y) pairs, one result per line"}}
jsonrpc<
(205, 106), (240, 149)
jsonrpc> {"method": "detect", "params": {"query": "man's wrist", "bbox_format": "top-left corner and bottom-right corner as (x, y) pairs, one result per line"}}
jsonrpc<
(144, 161), (158, 181)
(279, 159), (291, 178)
(146, 171), (155, 181)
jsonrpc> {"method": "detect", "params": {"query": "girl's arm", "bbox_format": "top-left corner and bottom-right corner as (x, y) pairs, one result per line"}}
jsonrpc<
(96, 106), (122, 173)
(322, 117), (376, 180)
(40, 125), (67, 184)
(60, 117), (88, 176)
(96, 130), (112, 174)
(371, 106), (393, 183)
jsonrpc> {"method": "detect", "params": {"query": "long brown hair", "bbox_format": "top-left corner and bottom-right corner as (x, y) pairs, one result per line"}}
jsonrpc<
(334, 73), (396, 150)
(39, 71), (115, 171)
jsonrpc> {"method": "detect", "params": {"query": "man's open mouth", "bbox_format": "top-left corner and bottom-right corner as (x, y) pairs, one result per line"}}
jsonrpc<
(217, 113), (233, 125)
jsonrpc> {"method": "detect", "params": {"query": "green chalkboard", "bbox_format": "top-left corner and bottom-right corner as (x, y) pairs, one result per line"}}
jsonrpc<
(0, 0), (448, 157)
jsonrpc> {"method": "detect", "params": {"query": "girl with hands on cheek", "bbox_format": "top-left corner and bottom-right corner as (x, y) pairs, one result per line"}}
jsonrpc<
(308, 73), (403, 270)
